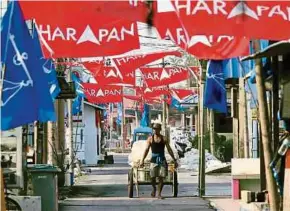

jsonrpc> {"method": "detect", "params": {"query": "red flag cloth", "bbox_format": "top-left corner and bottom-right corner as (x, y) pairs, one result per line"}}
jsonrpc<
(151, 1), (250, 59)
(84, 63), (135, 86)
(83, 83), (123, 103)
(37, 18), (139, 58)
(112, 51), (182, 74)
(172, 0), (290, 41)
(141, 67), (190, 87)
(20, 1), (148, 23)
(82, 62), (104, 77)
(142, 86), (170, 98)
(123, 95), (142, 101)
(171, 89), (196, 100)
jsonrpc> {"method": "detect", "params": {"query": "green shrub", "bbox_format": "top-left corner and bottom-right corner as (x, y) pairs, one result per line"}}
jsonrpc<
(189, 131), (233, 162)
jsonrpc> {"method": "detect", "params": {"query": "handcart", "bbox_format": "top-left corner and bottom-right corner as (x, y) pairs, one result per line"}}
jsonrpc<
(128, 162), (178, 198)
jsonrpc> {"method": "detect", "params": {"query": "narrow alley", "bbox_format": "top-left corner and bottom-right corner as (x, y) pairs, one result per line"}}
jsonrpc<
(59, 154), (231, 211)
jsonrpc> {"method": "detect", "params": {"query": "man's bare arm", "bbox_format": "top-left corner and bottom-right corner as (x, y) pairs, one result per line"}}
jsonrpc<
(140, 137), (151, 164)
(165, 139), (176, 161)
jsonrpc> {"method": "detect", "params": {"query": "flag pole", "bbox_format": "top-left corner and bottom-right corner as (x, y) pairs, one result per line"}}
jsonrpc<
(197, 60), (205, 196)
(67, 62), (74, 186)
(121, 87), (125, 151)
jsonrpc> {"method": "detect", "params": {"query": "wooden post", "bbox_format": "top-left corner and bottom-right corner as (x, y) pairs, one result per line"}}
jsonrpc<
(58, 99), (65, 153)
(47, 122), (54, 164)
(240, 78), (250, 158)
(253, 40), (279, 211)
(162, 95), (166, 135)
(283, 150), (290, 211)
(166, 100), (169, 127)
(239, 78), (245, 158)
(209, 109), (215, 155)
(231, 87), (239, 158)
(0, 168), (6, 211)
(42, 123), (48, 164)
(198, 82), (205, 196)
(272, 56), (280, 151)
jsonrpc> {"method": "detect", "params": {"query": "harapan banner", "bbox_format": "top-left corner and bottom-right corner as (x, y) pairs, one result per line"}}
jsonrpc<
(141, 67), (190, 87)
(82, 62), (104, 77)
(113, 51), (182, 74)
(20, 1), (148, 23)
(154, 0), (250, 59)
(171, 89), (196, 100)
(95, 66), (135, 86)
(35, 18), (139, 58)
(164, 29), (250, 59)
(83, 83), (123, 103)
(172, 0), (290, 40)
(83, 61), (135, 86)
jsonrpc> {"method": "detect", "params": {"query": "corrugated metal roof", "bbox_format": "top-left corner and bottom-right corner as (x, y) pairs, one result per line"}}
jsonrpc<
(242, 40), (290, 61)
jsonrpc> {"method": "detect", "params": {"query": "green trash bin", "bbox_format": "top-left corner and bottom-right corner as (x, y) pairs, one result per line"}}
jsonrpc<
(29, 164), (61, 211)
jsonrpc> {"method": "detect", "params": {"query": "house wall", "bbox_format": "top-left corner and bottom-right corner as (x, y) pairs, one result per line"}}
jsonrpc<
(83, 104), (99, 165)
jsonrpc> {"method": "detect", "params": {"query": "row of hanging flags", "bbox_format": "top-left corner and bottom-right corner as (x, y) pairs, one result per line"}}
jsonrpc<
(2, 0), (290, 130)
(83, 83), (197, 104)
(18, 0), (290, 60)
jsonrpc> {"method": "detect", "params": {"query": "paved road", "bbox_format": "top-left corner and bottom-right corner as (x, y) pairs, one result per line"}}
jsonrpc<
(59, 153), (231, 211)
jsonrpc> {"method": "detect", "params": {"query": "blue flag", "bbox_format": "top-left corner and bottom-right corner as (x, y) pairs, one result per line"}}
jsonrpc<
(1, 1), (56, 130)
(204, 60), (227, 113)
(72, 73), (85, 115)
(32, 29), (60, 101)
(116, 103), (122, 125)
(140, 104), (150, 127)
(170, 97), (185, 112)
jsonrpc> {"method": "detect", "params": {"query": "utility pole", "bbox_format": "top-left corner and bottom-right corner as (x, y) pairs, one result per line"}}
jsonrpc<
(209, 109), (215, 156)
(253, 40), (279, 211)
(198, 82), (205, 196)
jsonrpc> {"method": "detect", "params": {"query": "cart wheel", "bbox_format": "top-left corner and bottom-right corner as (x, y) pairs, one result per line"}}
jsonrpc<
(128, 169), (134, 198)
(172, 171), (178, 197)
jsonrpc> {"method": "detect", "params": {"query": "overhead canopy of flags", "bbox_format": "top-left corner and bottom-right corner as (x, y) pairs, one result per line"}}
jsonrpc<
(2, 0), (289, 131)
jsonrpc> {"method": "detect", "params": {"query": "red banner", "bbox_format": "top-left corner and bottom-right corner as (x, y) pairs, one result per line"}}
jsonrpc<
(150, 1), (250, 59)
(83, 62), (135, 86)
(164, 28), (250, 59)
(171, 89), (196, 100)
(113, 51), (182, 74)
(141, 67), (190, 87)
(83, 83), (123, 103)
(20, 1), (148, 23)
(34, 17), (139, 58)
(173, 0), (290, 40)
(143, 87), (170, 98)
(97, 66), (135, 86)
(82, 62), (104, 77)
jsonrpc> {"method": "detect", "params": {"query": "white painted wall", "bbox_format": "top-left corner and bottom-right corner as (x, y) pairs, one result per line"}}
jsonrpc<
(83, 104), (98, 165)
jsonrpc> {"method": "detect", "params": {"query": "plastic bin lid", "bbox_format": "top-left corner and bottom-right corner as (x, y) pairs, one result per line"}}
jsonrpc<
(29, 164), (61, 173)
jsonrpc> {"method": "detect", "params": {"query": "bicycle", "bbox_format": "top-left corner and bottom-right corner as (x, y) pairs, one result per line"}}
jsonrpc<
(2, 169), (22, 211)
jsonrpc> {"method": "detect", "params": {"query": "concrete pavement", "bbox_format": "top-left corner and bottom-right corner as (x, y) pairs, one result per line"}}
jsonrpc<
(59, 153), (231, 211)
(60, 197), (215, 211)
